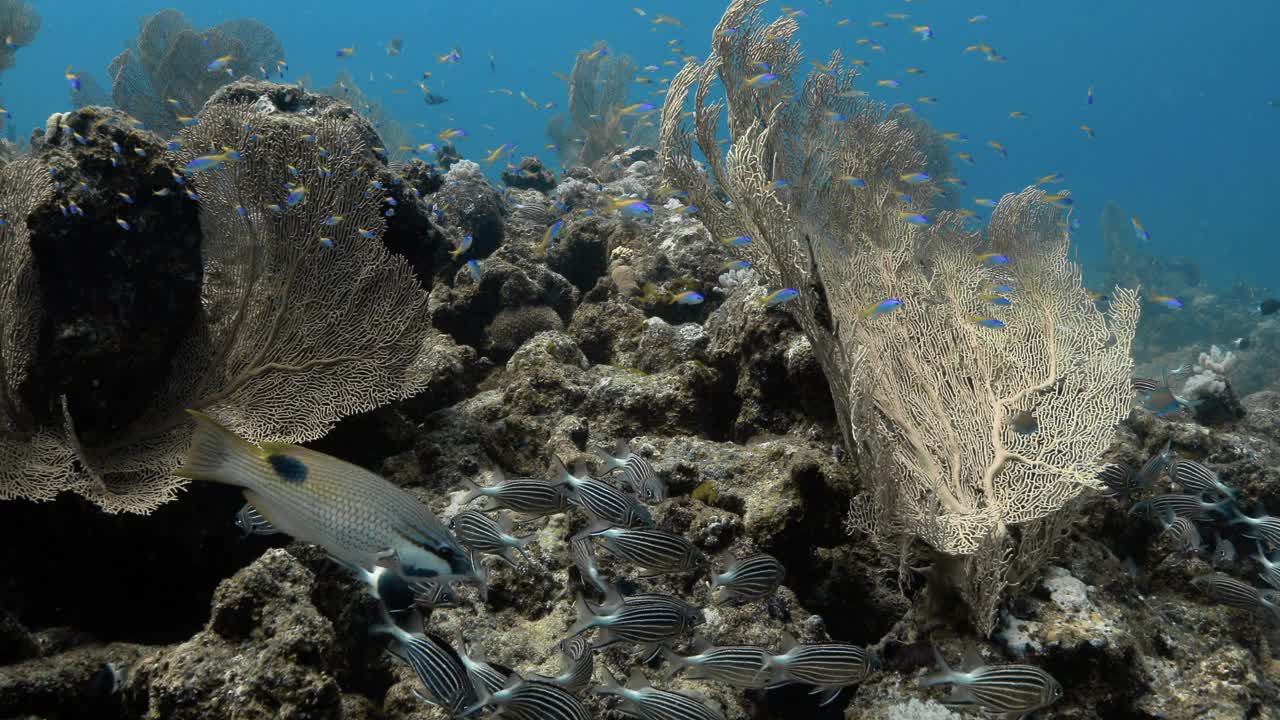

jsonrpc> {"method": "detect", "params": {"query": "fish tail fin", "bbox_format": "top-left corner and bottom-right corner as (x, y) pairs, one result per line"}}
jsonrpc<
(567, 595), (598, 637)
(175, 410), (264, 486)
(918, 645), (957, 688)
(455, 477), (485, 505)
(658, 646), (687, 679)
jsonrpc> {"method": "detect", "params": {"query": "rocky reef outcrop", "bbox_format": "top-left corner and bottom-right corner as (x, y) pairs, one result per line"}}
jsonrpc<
(2, 83), (1279, 720)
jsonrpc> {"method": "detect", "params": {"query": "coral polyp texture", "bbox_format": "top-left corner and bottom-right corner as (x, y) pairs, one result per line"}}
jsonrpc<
(658, 0), (1139, 633)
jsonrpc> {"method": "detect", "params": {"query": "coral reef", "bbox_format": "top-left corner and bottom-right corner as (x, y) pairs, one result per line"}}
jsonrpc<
(108, 10), (284, 137)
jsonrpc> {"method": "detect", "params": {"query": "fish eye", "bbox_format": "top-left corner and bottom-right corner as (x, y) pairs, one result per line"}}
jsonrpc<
(436, 544), (456, 561)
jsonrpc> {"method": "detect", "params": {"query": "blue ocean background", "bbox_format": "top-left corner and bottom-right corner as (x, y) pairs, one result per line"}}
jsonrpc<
(6, 0), (1278, 290)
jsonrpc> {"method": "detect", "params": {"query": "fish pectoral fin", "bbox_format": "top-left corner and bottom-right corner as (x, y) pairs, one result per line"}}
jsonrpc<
(813, 687), (844, 707)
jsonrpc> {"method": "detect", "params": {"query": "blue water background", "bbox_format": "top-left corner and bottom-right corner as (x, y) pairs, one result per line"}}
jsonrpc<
(7, 0), (1277, 290)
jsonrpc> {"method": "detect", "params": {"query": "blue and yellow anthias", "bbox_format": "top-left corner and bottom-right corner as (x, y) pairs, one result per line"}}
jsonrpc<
(176, 411), (480, 587)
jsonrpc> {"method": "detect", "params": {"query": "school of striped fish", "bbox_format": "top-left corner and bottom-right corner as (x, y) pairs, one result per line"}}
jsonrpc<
(1103, 439), (1280, 625)
(177, 414), (1064, 718)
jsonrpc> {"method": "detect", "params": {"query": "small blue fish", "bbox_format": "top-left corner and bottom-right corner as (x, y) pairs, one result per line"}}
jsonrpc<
(540, 220), (564, 254)
(722, 235), (752, 246)
(772, 180), (791, 189)
(466, 259), (482, 281)
(975, 253), (1009, 265)
(117, 192), (134, 204)
(450, 234), (473, 258)
(841, 177), (868, 188)
(760, 288), (799, 308)
(746, 73), (779, 87)
(971, 316), (1005, 328)
(899, 172), (930, 184)
(721, 259), (751, 271)
(357, 228), (376, 239)
(284, 185), (307, 207)
(115, 217), (130, 230)
(672, 291), (704, 305)
(864, 298), (902, 316)
(320, 215), (343, 226)
(896, 212), (929, 225)
(65, 67), (81, 91)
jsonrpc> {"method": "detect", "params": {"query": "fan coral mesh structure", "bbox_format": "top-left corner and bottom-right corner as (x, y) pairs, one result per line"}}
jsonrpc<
(546, 43), (655, 167)
(0, 0), (38, 76)
(109, 10), (284, 137)
(659, 0), (1139, 634)
(0, 102), (441, 514)
(0, 160), (78, 505)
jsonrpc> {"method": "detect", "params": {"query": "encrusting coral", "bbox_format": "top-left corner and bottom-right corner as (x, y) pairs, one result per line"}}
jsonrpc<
(659, 0), (1139, 634)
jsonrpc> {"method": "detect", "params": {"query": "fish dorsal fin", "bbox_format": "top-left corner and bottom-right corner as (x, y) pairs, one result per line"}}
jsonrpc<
(780, 632), (798, 652)
(961, 645), (986, 672)
(615, 438), (632, 460)
(503, 672), (522, 690)
(603, 582), (624, 608)
(489, 466), (506, 485)
(716, 550), (738, 575)
(573, 459), (591, 480)
(626, 667), (650, 690)
(496, 512), (513, 535)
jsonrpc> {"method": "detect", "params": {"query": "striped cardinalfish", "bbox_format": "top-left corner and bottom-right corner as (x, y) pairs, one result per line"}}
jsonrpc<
(596, 667), (726, 720)
(552, 457), (654, 530)
(762, 633), (873, 706)
(449, 510), (532, 567)
(455, 467), (568, 517)
(1130, 494), (1230, 522)
(620, 591), (703, 619)
(661, 637), (770, 688)
(1135, 439), (1175, 488)
(591, 527), (707, 576)
(919, 646), (1062, 717)
(453, 630), (513, 697)
(1169, 458), (1235, 499)
(1097, 462), (1135, 499)
(1191, 573), (1280, 622)
(1156, 511), (1204, 554)
(370, 617), (474, 715)
(529, 635), (594, 693)
(1252, 541), (1280, 591)
(571, 536), (610, 594)
(463, 674), (591, 720)
(233, 502), (280, 536)
(176, 411), (479, 586)
(409, 580), (460, 609)
(568, 589), (699, 653)
(1228, 509), (1280, 548)
(709, 552), (785, 604)
(595, 439), (667, 503)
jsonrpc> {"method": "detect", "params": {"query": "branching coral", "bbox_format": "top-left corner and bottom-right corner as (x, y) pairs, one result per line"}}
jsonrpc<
(109, 10), (284, 137)
(0, 0), (38, 76)
(1184, 345), (1234, 399)
(546, 43), (657, 167)
(0, 100), (442, 514)
(659, 0), (1138, 634)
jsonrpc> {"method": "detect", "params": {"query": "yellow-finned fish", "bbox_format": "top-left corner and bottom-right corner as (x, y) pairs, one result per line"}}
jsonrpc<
(176, 411), (479, 586)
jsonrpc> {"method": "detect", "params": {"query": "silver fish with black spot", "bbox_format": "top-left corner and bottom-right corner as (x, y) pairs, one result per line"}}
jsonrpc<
(530, 635), (594, 693)
(919, 646), (1062, 717)
(596, 667), (725, 720)
(370, 618), (474, 715)
(591, 527), (707, 576)
(554, 457), (654, 530)
(177, 411), (478, 586)
(456, 467), (569, 517)
(761, 633), (873, 706)
(661, 637), (770, 688)
(709, 551), (785, 604)
(596, 439), (667, 503)
(450, 510), (532, 567)
(1213, 534), (1237, 567)
(464, 675), (591, 720)
(234, 502), (280, 536)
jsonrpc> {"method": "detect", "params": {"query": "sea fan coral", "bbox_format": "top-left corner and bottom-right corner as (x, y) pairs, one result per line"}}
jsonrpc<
(546, 42), (656, 168)
(0, 0), (39, 76)
(659, 0), (1138, 634)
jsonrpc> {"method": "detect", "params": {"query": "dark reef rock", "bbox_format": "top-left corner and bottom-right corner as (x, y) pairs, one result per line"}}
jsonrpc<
(25, 107), (202, 441)
(123, 549), (352, 720)
(500, 155), (557, 192)
(432, 159), (507, 260)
